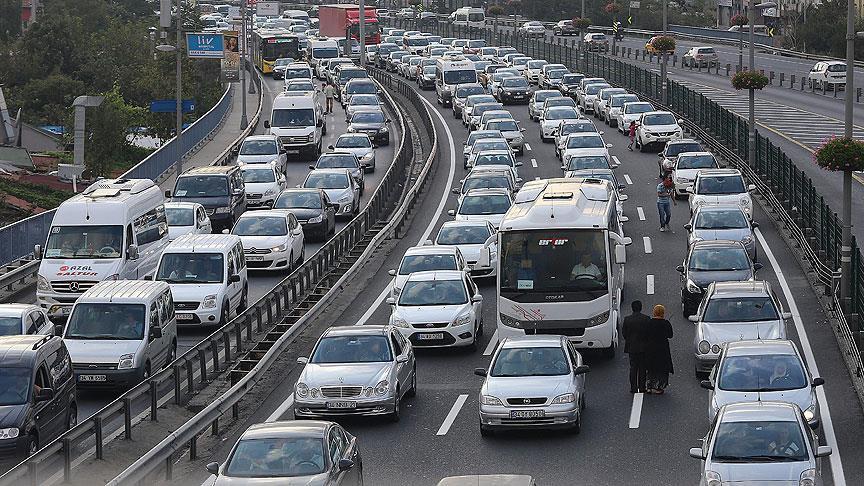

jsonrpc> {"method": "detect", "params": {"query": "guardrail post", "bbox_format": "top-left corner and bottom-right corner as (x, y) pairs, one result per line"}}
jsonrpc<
(212, 417), (219, 436)
(62, 438), (72, 482)
(223, 330), (232, 363)
(211, 339), (220, 373)
(858, 87), (862, 102)
(834, 84), (838, 98)
(803, 76), (807, 91)
(187, 358), (194, 393)
(189, 436), (197, 460)
(726, 64), (730, 76)
(789, 74), (795, 88)
(28, 460), (38, 486)
(231, 371), (240, 419)
(95, 415), (104, 459)
(779, 72), (784, 87)
(166, 453), (173, 481)
(672, 54), (677, 67)
(150, 380), (158, 421)
(199, 348), (208, 384)
(173, 364), (182, 404)
(123, 397), (133, 439)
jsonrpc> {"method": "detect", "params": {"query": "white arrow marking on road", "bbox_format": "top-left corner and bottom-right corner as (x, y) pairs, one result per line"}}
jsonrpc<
(637, 206), (645, 221)
(437, 394), (469, 436)
(646, 275), (654, 295)
(483, 329), (499, 356)
(624, 174), (633, 185)
(629, 392), (644, 428)
(643, 236), (652, 254)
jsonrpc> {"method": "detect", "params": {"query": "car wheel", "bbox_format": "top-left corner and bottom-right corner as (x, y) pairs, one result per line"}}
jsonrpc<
(480, 424), (493, 437)
(288, 252), (294, 272)
(638, 137), (646, 153)
(477, 317), (484, 337)
(580, 393), (586, 411)
(571, 410), (582, 434)
(238, 285), (248, 312)
(390, 388), (401, 422)
(143, 361), (151, 381)
(164, 339), (177, 369)
(406, 365), (417, 398)
(219, 303), (230, 327)
(67, 404), (78, 431)
(26, 435), (38, 456)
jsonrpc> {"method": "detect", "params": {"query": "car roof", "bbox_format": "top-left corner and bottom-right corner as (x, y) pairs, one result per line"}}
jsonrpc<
(642, 110), (674, 116)
(678, 151), (714, 158)
(0, 304), (39, 317)
(694, 204), (746, 214)
(476, 150), (513, 157)
(243, 420), (331, 440)
(463, 187), (512, 197)
(725, 339), (797, 357)
(405, 270), (465, 281)
(243, 134), (279, 141)
(237, 210), (290, 220)
(667, 138), (700, 145)
(0, 335), (57, 365)
(308, 168), (352, 175)
(710, 280), (771, 297)
(691, 239), (746, 250)
(500, 335), (564, 348)
(182, 166), (235, 175)
(696, 168), (743, 177)
(404, 245), (460, 256)
(440, 219), (490, 228)
(164, 201), (201, 210)
(720, 401), (801, 422)
(323, 325), (389, 337)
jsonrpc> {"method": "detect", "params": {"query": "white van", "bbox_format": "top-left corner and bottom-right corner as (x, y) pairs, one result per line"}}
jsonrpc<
(265, 93), (325, 159)
(308, 39), (340, 75)
(451, 7), (485, 29)
(63, 280), (177, 389)
(153, 234), (248, 327)
(435, 58), (477, 106)
(35, 178), (170, 319)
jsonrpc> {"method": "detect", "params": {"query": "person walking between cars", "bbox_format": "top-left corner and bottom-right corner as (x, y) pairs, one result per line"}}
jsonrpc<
(323, 82), (336, 114)
(627, 121), (637, 151)
(645, 304), (674, 394)
(657, 174), (676, 232)
(622, 300), (651, 394)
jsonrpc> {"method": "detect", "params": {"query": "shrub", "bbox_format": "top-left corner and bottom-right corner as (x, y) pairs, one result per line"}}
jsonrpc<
(650, 35), (676, 53)
(488, 5), (504, 16)
(604, 3), (621, 14)
(731, 70), (769, 90)
(814, 137), (864, 172)
(572, 17), (592, 30)
(730, 13), (748, 27)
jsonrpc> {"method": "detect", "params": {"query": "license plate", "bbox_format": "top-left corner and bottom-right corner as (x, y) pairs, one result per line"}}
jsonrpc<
(79, 375), (107, 382)
(327, 401), (357, 409)
(247, 256), (264, 261)
(513, 94), (525, 99)
(287, 149), (300, 154)
(176, 313), (194, 321)
(510, 410), (545, 419)
(417, 332), (444, 340)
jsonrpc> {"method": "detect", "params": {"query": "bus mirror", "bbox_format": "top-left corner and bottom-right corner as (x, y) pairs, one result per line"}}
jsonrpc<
(478, 247), (491, 268)
(34, 244), (42, 260)
(614, 244), (626, 264)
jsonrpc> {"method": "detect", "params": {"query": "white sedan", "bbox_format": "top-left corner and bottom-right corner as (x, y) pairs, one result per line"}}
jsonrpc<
(434, 220), (498, 279)
(332, 133), (376, 172)
(519, 21), (546, 37)
(231, 210), (305, 271)
(240, 163), (286, 209)
(448, 188), (514, 229)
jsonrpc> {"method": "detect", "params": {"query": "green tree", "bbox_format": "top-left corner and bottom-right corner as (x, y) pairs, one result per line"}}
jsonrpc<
(83, 85), (146, 176)
(0, 0), (21, 42)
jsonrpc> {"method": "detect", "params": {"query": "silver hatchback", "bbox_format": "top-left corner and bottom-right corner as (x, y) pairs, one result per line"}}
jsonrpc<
(686, 205), (758, 260)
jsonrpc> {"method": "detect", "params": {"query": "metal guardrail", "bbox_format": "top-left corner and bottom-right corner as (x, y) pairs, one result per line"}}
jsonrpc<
(0, 64), (433, 486)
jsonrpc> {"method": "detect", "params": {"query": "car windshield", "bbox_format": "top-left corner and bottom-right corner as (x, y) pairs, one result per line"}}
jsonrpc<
(399, 254), (458, 275)
(561, 122), (597, 135)
(347, 83), (376, 95)
(643, 113), (677, 125)
(567, 156), (609, 170)
(699, 47), (716, 54)
(487, 120), (519, 132)
(165, 207), (194, 226)
(625, 103), (654, 114)
(286, 82), (314, 93)
(311, 335), (392, 363)
(176, 175), (229, 197)
(272, 108), (315, 127)
(712, 421), (808, 462)
(233, 216), (287, 236)
(678, 154), (718, 169)
(547, 98), (576, 108)
(467, 95), (496, 107)
(240, 140), (278, 155)
(466, 132), (498, 146)
(562, 74), (583, 84)
(65, 303), (146, 340)
(275, 191), (322, 209)
(336, 136), (371, 148)
(545, 108), (579, 120)
(0, 368), (31, 405)
(474, 105), (502, 117)
(703, 297), (779, 323)
(695, 210), (748, 229)
(305, 172), (349, 189)
(399, 279), (467, 306)
(351, 112), (385, 124)
(45, 225), (124, 259)
(611, 95), (639, 107)
(285, 68), (311, 79)
(548, 69), (568, 79)
(444, 70), (478, 85)
(827, 63), (847, 72)
(689, 247), (751, 271)
(464, 175), (511, 192)
(718, 354), (808, 391)
(156, 253), (224, 283)
(491, 347), (570, 377)
(500, 229), (608, 301)
(407, 37), (428, 46)
(697, 175), (747, 195)
(666, 142), (703, 157)
(423, 66), (437, 75)
(585, 84), (609, 95)
(475, 153), (513, 167)
(503, 78), (529, 88)
(317, 154), (358, 169)
(242, 168), (276, 183)
(436, 225), (491, 245)
(459, 194), (511, 215)
(225, 437), (326, 478)
(312, 47), (339, 58)
(527, 60), (547, 69)
(566, 136), (604, 149)
(472, 141), (509, 153)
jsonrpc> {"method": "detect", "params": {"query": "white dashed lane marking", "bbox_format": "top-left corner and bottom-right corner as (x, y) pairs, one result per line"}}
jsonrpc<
(624, 174), (633, 185)
(437, 394), (469, 436)
(646, 275), (655, 295)
(643, 236), (652, 254)
(637, 207), (645, 221)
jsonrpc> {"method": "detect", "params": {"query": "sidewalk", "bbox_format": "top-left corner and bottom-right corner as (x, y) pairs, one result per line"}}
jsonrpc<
(160, 81), (262, 191)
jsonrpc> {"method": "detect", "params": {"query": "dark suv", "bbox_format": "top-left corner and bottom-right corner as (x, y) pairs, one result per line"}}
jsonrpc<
(0, 335), (77, 459)
(168, 166), (247, 232)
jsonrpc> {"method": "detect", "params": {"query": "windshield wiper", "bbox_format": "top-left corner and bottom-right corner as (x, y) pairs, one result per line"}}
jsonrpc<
(743, 455), (800, 462)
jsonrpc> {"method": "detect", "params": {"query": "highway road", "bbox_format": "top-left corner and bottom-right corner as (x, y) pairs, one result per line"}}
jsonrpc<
(175, 67), (864, 485)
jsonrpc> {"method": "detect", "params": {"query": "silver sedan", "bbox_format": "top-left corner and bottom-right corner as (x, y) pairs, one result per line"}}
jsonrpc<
(294, 326), (416, 422)
(476, 335), (589, 436)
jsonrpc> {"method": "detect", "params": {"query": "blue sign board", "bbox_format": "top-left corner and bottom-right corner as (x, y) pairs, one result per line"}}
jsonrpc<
(186, 33), (224, 59)
(149, 100), (196, 113)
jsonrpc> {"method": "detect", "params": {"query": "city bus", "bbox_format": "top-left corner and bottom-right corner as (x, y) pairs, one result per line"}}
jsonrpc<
(482, 178), (631, 358)
(252, 29), (301, 75)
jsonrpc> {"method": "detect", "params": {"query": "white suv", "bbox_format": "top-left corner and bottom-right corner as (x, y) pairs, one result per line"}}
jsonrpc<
(687, 168), (755, 219)
(634, 111), (683, 152)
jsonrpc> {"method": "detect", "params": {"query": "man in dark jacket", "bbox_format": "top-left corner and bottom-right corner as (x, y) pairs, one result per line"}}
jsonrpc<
(622, 300), (651, 393)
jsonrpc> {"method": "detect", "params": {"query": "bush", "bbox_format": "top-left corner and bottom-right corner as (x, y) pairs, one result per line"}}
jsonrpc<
(814, 137), (864, 172)
(730, 13), (748, 27)
(731, 70), (769, 90)
(572, 17), (592, 30)
(650, 35), (676, 53)
(488, 5), (504, 16)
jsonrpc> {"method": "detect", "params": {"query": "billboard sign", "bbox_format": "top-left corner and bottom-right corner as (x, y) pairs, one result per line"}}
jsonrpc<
(257, 1), (280, 16)
(186, 33), (225, 59)
(149, 100), (196, 113)
(222, 31), (240, 81)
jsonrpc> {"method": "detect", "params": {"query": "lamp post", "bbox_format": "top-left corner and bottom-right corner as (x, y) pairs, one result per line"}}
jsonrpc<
(840, 3), (858, 312)
(240, 0), (248, 130)
(661, 0), (668, 104)
(359, 0), (367, 66)
(747, 1), (775, 170)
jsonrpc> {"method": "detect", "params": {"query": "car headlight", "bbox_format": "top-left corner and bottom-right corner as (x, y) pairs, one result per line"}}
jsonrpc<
(551, 393), (575, 404)
(706, 471), (721, 486)
(338, 194), (352, 203)
(482, 395), (503, 406)
(118, 353), (135, 370)
(513, 136), (524, 144)
(215, 207), (231, 214)
(686, 279), (701, 294)
(739, 197), (751, 207)
(391, 316), (409, 328)
(264, 188), (276, 196)
(296, 382), (309, 398)
(361, 152), (374, 161)
(375, 380), (390, 396)
(380, 126), (389, 133)
(804, 403), (818, 422)
(37, 275), (51, 292)
(698, 340), (711, 354)
(711, 344), (721, 354)
(308, 214), (323, 223)
(271, 244), (287, 252)
(675, 177), (688, 184)
(693, 199), (707, 208)
(203, 294), (218, 309)
(347, 126), (356, 133)
(0, 428), (19, 440)
(799, 468), (816, 486)
(454, 313), (473, 327)
(741, 235), (754, 245)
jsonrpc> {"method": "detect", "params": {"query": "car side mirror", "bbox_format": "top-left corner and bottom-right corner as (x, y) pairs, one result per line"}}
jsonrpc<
(676, 264), (685, 273)
(447, 209), (456, 216)
(231, 146), (240, 155)
(478, 247), (491, 268)
(53, 324), (64, 337)
(677, 118), (684, 125)
(396, 354), (409, 363)
(297, 357), (309, 365)
(309, 165), (316, 170)
(614, 244), (626, 264)
(747, 184), (756, 192)
(206, 462), (220, 475)
(386, 297), (396, 305)
(34, 244), (42, 260)
(34, 387), (54, 403)
(316, 119), (323, 127)
(471, 294), (483, 303)
(657, 152), (664, 158)
(327, 144), (334, 150)
(780, 312), (792, 320)
(264, 120), (271, 129)
(228, 274), (241, 283)
(339, 458), (355, 471)
(753, 262), (763, 272)
(816, 446), (832, 457)
(751, 221), (759, 228)
(684, 223), (692, 231)
(812, 377), (825, 387)
(221, 229), (230, 235)
(164, 190), (172, 198)
(127, 244), (139, 261)
(688, 315), (699, 323)
(149, 326), (163, 340)
(699, 380), (714, 390)
(574, 364), (590, 375)
(685, 186), (694, 193)
(473, 368), (487, 377)
(688, 447), (705, 460)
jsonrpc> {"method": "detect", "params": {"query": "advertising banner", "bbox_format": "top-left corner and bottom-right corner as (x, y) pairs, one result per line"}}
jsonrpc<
(222, 31), (240, 81)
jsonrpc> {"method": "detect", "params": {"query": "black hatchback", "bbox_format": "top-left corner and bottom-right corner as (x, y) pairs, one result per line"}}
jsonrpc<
(677, 240), (762, 317)
(273, 188), (337, 241)
(0, 335), (77, 459)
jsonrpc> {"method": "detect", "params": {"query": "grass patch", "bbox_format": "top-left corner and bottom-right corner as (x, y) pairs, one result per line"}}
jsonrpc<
(0, 178), (73, 209)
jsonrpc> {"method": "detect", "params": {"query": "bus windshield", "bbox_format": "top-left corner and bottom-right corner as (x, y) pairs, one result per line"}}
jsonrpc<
(500, 229), (608, 302)
(45, 225), (124, 259)
(444, 69), (478, 85)
(312, 47), (339, 59)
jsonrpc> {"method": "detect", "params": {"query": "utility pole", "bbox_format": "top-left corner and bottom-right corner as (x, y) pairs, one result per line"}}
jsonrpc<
(240, 0), (248, 130)
(175, 1), (183, 177)
(841, 0), (856, 312)
(360, 0), (367, 65)
(660, 0), (668, 104)
(581, 0), (585, 18)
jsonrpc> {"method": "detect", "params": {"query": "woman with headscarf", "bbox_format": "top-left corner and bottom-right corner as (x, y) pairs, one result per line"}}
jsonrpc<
(645, 304), (674, 394)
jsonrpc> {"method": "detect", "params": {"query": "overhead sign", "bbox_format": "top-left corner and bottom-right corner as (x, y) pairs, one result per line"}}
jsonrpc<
(222, 31), (240, 82)
(149, 100), (196, 113)
(228, 6), (241, 19)
(629, 1), (640, 8)
(257, 1), (279, 16)
(762, 7), (779, 17)
(186, 33), (224, 59)
(717, 0), (733, 6)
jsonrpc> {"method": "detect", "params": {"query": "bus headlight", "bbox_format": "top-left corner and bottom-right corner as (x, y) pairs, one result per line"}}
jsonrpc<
(37, 275), (51, 292)
(586, 310), (610, 327)
(698, 340), (711, 354)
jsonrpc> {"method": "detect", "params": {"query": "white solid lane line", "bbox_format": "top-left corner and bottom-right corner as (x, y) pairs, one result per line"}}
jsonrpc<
(646, 275), (654, 295)
(629, 393), (644, 429)
(754, 228), (846, 485)
(531, 158), (538, 168)
(624, 174), (633, 185)
(354, 95), (458, 327)
(483, 329), (499, 356)
(266, 393), (295, 422)
(643, 236), (652, 254)
(524, 143), (532, 152)
(437, 394), (469, 436)
(637, 206), (645, 221)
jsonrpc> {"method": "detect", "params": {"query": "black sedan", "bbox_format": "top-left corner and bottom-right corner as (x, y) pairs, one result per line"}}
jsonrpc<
(347, 109), (391, 146)
(495, 77), (531, 105)
(677, 240), (762, 317)
(273, 188), (337, 241)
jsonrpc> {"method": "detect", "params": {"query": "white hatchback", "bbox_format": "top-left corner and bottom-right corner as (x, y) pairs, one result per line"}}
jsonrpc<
(688, 169), (755, 219)
(231, 210), (305, 272)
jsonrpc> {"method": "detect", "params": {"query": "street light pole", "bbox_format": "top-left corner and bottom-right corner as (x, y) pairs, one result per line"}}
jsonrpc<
(746, 2), (775, 169)
(240, 0), (248, 130)
(359, 0), (367, 65)
(581, 0), (585, 18)
(661, 0), (668, 104)
(175, 1), (183, 177)
(841, 0), (856, 312)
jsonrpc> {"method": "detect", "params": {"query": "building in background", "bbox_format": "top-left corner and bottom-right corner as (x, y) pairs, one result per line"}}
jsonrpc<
(20, 0), (40, 30)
